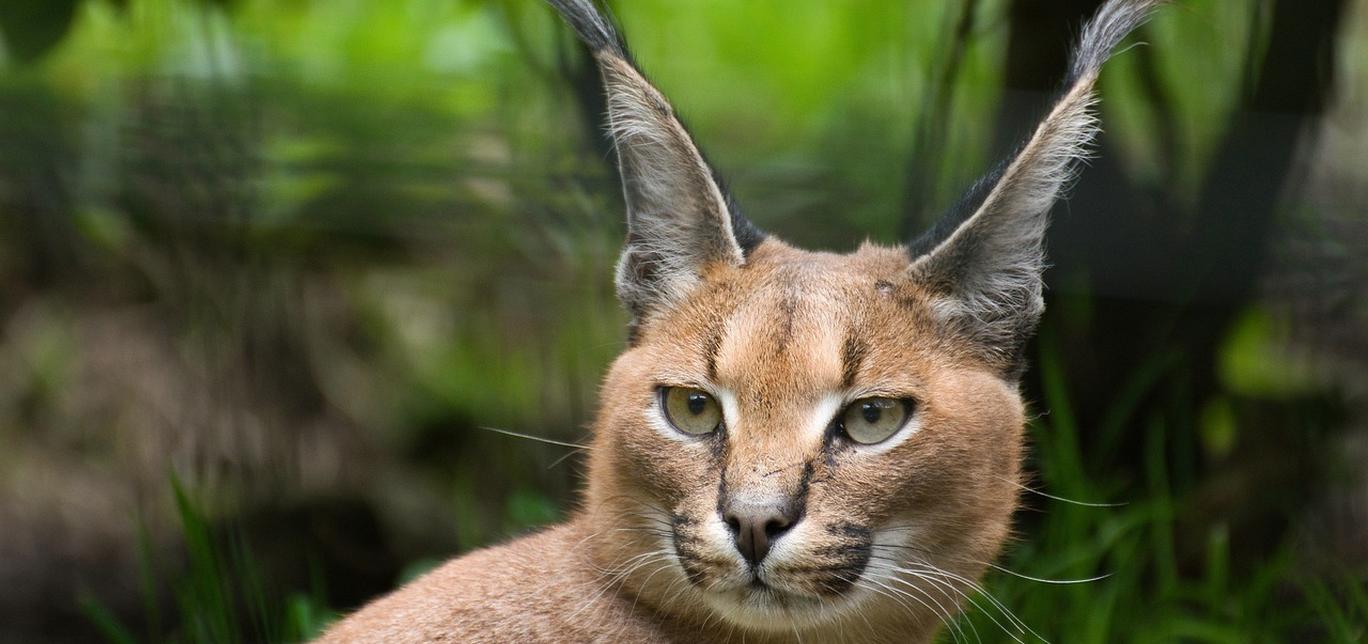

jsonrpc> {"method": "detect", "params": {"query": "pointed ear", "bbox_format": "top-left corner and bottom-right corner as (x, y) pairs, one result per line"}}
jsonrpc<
(548, 0), (765, 325)
(907, 0), (1162, 371)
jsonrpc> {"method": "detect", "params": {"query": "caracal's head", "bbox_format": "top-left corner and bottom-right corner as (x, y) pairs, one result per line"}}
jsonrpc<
(548, 0), (1163, 636)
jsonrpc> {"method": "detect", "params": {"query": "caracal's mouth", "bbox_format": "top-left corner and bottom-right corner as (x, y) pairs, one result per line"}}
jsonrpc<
(690, 566), (871, 631)
(731, 582), (825, 608)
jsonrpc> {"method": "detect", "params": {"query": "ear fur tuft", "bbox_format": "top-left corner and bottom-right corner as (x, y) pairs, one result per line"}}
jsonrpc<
(908, 0), (1165, 372)
(547, 0), (765, 328)
(546, 0), (626, 57)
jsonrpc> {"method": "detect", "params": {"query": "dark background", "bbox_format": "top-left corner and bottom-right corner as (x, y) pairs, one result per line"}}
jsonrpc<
(0, 0), (1365, 641)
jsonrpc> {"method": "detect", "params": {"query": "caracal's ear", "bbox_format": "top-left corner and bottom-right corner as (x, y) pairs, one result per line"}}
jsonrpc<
(547, 0), (765, 328)
(907, 0), (1163, 373)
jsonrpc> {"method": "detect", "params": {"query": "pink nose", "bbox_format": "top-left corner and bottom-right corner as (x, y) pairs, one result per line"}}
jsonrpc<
(722, 503), (797, 566)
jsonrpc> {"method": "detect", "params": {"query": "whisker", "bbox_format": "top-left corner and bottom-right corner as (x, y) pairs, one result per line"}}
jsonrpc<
(874, 542), (1113, 587)
(986, 563), (1112, 585)
(570, 549), (672, 622)
(999, 476), (1126, 508)
(630, 559), (679, 614)
(837, 581), (880, 638)
(854, 575), (942, 642)
(478, 425), (590, 450)
(870, 554), (1030, 638)
(866, 557), (988, 644)
(546, 449), (582, 469)
(884, 572), (972, 644)
(887, 566), (986, 644)
(889, 570), (1000, 644)
(865, 570), (963, 644)
(898, 562), (1046, 643)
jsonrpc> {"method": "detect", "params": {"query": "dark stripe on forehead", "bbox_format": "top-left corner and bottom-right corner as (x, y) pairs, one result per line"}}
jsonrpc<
(703, 321), (724, 382)
(702, 282), (746, 383)
(841, 333), (869, 389)
(773, 295), (798, 354)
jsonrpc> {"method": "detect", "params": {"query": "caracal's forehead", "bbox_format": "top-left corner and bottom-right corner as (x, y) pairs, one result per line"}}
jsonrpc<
(712, 279), (846, 399)
(712, 254), (861, 396)
(638, 239), (946, 397)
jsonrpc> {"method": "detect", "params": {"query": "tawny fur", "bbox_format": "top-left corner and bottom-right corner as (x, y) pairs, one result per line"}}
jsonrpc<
(319, 1), (1162, 642)
(322, 241), (1022, 644)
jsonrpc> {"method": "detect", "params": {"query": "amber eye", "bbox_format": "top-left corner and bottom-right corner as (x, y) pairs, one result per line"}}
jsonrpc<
(659, 387), (723, 436)
(838, 397), (911, 445)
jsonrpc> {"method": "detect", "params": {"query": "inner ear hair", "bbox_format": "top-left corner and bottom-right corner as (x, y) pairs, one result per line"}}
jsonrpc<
(906, 0), (1165, 373)
(547, 0), (766, 328)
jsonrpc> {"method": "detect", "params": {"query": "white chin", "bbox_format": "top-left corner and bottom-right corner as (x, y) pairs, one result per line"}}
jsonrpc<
(702, 585), (834, 632)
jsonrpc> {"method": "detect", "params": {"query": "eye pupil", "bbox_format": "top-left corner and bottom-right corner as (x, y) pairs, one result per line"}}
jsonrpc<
(687, 393), (708, 415)
(861, 402), (881, 424)
(840, 397), (913, 445)
(661, 387), (723, 437)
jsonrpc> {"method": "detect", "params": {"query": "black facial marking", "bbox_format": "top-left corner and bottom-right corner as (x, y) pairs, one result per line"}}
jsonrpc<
(715, 471), (730, 521)
(681, 561), (709, 587)
(671, 512), (718, 587)
(813, 568), (862, 596)
(799, 522), (871, 596)
(820, 426), (840, 468)
(672, 533), (711, 586)
(841, 334), (868, 389)
(759, 460), (807, 479)
(708, 421), (728, 463)
(827, 522), (873, 541)
(702, 325), (723, 382)
(773, 295), (797, 353)
(792, 461), (814, 523)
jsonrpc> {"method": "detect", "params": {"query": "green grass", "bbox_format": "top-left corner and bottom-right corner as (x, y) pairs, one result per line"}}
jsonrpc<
(80, 477), (338, 643)
(940, 323), (1367, 643)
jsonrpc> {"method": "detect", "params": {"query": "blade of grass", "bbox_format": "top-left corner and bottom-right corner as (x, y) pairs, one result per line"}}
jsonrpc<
(171, 474), (238, 643)
(78, 589), (139, 644)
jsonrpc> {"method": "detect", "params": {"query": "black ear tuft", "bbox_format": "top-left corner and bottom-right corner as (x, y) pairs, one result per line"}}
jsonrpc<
(546, 0), (625, 56)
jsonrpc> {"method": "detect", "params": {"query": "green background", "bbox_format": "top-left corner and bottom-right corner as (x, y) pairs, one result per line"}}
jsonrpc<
(0, 0), (1365, 641)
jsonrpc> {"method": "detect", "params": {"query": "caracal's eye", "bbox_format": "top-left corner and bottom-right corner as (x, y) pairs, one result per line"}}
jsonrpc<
(839, 397), (912, 445)
(659, 386), (723, 436)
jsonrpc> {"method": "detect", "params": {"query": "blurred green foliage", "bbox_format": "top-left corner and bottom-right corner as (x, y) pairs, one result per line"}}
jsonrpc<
(1, 0), (1364, 642)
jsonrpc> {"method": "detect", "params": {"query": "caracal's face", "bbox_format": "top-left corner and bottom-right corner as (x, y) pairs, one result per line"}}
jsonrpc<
(589, 240), (1024, 630)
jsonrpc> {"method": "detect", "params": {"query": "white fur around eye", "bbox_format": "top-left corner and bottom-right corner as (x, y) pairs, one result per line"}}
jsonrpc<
(716, 389), (740, 437)
(806, 394), (845, 443)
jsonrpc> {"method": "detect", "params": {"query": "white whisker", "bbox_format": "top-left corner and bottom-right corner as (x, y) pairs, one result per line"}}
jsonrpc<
(999, 476), (1126, 507)
(987, 563), (1112, 585)
(477, 425), (589, 450)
